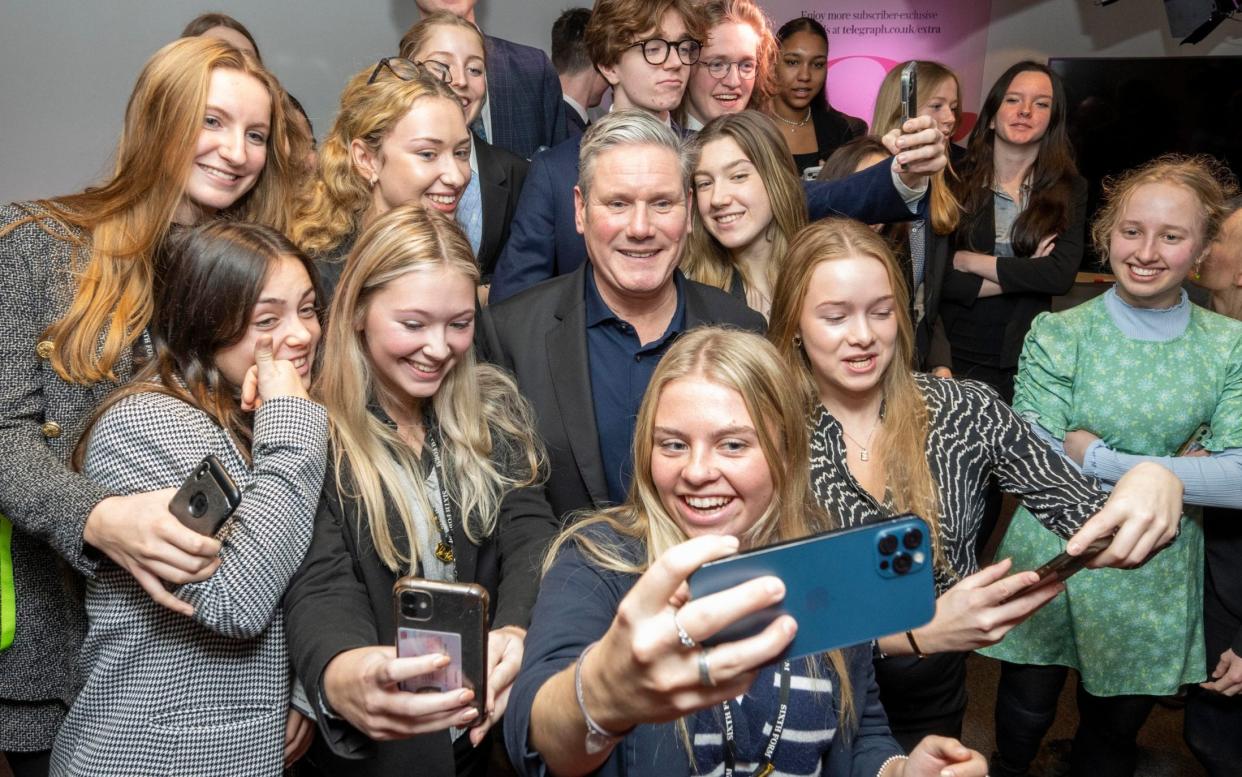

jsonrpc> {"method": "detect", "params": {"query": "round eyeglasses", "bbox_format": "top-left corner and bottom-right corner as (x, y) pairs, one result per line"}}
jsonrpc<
(366, 56), (451, 85)
(703, 58), (758, 81)
(628, 37), (702, 67)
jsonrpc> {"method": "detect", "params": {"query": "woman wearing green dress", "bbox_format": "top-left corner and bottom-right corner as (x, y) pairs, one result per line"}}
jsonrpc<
(983, 155), (1242, 777)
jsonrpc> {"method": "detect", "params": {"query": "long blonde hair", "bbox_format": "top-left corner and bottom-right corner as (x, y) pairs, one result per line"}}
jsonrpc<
(682, 111), (806, 298)
(870, 60), (961, 235)
(290, 61), (459, 258)
(768, 219), (944, 569)
(317, 205), (543, 572)
(545, 327), (856, 750)
(19, 37), (306, 385)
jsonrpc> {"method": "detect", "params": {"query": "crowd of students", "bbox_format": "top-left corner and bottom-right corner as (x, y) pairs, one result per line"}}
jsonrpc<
(0, 1), (1238, 776)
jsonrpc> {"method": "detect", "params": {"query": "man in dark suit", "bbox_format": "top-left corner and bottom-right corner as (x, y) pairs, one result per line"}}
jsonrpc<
(478, 111), (764, 523)
(488, 0), (954, 304)
(414, 0), (567, 159)
(552, 7), (609, 137)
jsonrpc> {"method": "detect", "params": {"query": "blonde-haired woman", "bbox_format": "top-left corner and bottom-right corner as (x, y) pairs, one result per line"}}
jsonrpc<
(766, 217), (1183, 750)
(0, 36), (306, 770)
(870, 60), (963, 368)
(291, 59), (469, 299)
(283, 205), (556, 777)
(506, 326), (986, 777)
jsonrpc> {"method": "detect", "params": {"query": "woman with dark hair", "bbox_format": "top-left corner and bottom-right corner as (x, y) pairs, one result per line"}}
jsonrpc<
(770, 17), (865, 178)
(818, 136), (891, 183)
(50, 221), (328, 775)
(181, 11), (261, 60)
(934, 61), (1086, 400)
(0, 37), (307, 775)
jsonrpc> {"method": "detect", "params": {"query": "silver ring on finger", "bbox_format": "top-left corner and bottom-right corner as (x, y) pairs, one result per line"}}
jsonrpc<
(698, 648), (716, 687)
(672, 609), (696, 649)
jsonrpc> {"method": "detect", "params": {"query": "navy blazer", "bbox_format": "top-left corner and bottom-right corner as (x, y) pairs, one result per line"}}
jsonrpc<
(485, 35), (568, 159)
(477, 264), (766, 523)
(489, 150), (922, 304)
(474, 134), (529, 278)
(563, 101), (588, 137)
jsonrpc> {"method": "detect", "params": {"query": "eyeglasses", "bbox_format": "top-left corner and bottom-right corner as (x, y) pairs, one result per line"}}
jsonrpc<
(366, 56), (451, 85)
(628, 37), (702, 67)
(703, 58), (758, 81)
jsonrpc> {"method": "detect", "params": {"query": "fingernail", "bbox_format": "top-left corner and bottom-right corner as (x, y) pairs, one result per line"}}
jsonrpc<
(459, 689), (474, 703)
(783, 617), (797, 636)
(765, 578), (784, 596)
(941, 770), (955, 777)
(436, 653), (451, 667)
(462, 708), (478, 720)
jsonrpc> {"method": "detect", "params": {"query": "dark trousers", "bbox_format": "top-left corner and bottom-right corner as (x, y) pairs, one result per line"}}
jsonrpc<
(3, 750), (51, 777)
(1184, 685), (1242, 777)
(874, 651), (968, 753)
(992, 662), (1156, 777)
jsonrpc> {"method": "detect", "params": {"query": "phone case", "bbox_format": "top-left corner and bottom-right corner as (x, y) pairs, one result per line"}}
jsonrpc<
(393, 577), (489, 720)
(168, 454), (242, 536)
(900, 62), (918, 124)
(688, 515), (935, 660)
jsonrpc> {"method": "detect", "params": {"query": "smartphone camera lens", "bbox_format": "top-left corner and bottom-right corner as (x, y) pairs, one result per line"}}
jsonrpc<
(878, 534), (898, 555)
(893, 553), (913, 575)
(188, 491), (208, 518)
(403, 590), (434, 621)
(903, 528), (923, 550)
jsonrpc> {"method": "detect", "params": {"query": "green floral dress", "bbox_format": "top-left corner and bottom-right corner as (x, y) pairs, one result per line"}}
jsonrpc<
(979, 293), (1242, 696)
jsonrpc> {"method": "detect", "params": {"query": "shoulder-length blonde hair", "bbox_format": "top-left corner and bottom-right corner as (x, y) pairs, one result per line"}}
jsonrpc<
(870, 60), (961, 235)
(21, 36), (306, 386)
(682, 111), (805, 297)
(546, 326), (856, 740)
(317, 204), (543, 573)
(768, 218), (944, 568)
(290, 61), (459, 258)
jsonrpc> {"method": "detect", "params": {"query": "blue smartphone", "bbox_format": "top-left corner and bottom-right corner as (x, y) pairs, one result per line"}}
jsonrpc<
(687, 515), (936, 660)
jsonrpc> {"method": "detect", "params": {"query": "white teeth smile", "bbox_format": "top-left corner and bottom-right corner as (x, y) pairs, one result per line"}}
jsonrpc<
(292, 357), (307, 368)
(845, 356), (876, 370)
(685, 496), (732, 510)
(621, 250), (657, 258)
(1130, 266), (1161, 277)
(407, 359), (441, 374)
(199, 164), (239, 182)
(426, 194), (457, 205)
(714, 213), (743, 224)
(715, 95), (739, 102)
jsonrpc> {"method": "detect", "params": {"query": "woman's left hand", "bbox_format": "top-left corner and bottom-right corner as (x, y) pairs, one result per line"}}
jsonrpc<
(897, 736), (988, 777)
(283, 708), (314, 766)
(1063, 429), (1100, 466)
(1066, 461), (1183, 569)
(468, 624), (526, 746)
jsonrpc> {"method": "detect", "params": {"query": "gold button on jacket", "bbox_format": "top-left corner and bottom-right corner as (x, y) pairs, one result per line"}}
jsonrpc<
(36, 340), (54, 359)
(41, 421), (62, 438)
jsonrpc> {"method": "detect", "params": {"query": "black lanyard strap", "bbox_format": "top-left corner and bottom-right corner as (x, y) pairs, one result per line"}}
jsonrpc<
(721, 660), (792, 777)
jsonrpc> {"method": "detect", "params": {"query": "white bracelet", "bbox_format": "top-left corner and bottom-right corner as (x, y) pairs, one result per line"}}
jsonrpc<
(876, 753), (908, 777)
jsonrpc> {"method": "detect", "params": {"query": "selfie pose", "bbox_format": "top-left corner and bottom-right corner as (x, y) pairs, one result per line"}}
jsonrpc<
(766, 218), (1184, 748)
(983, 156), (1242, 777)
(0, 37), (306, 775)
(284, 205), (557, 777)
(506, 327), (989, 777)
(50, 222), (328, 775)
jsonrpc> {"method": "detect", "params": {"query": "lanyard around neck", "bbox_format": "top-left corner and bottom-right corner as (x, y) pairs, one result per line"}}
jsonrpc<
(721, 660), (792, 777)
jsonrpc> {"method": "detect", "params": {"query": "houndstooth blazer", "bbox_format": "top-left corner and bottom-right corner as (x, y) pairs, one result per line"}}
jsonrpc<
(49, 390), (328, 776)
(0, 202), (133, 750)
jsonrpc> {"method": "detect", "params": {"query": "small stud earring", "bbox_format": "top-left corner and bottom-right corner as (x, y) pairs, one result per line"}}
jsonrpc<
(792, 333), (803, 348)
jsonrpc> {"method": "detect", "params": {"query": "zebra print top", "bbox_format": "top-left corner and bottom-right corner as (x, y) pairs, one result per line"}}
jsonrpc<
(809, 373), (1107, 593)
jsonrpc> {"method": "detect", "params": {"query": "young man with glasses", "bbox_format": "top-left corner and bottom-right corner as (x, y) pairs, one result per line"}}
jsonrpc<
(682, 0), (772, 131)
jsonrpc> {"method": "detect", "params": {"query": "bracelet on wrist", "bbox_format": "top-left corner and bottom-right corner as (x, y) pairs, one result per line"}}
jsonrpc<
(574, 641), (629, 754)
(876, 753), (908, 777)
(905, 629), (926, 659)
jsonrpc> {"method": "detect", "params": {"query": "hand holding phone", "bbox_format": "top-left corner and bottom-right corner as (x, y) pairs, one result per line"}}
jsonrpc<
(168, 455), (241, 536)
(999, 534), (1112, 605)
(393, 578), (489, 724)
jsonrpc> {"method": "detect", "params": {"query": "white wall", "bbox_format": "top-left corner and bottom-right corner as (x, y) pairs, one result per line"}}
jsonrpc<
(1, 0), (1238, 203)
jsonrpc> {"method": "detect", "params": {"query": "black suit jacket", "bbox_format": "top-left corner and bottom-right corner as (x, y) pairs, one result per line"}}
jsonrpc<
(937, 175), (1088, 370)
(474, 135), (528, 278)
(477, 265), (767, 522)
(563, 101), (588, 137)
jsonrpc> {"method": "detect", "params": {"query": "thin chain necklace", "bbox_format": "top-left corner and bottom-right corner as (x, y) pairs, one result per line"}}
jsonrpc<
(839, 416), (881, 462)
(772, 107), (812, 131)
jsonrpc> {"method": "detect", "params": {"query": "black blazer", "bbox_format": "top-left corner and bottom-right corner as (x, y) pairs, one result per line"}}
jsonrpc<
(474, 135), (529, 279)
(936, 175), (1088, 370)
(477, 264), (767, 523)
(563, 101), (588, 137)
(284, 436), (558, 776)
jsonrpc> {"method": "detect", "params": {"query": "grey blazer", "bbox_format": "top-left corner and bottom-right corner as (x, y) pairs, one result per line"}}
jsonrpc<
(50, 391), (328, 776)
(0, 202), (127, 750)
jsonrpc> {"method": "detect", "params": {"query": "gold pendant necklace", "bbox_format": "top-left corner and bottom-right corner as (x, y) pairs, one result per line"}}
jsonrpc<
(840, 416), (880, 462)
(773, 107), (812, 132)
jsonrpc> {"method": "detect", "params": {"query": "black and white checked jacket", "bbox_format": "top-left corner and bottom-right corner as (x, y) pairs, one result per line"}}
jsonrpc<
(49, 390), (328, 776)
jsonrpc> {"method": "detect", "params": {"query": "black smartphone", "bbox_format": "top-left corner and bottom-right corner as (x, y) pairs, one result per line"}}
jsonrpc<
(900, 61), (918, 125)
(999, 534), (1113, 605)
(168, 454), (241, 536)
(393, 577), (489, 722)
(688, 515), (936, 660)
(1175, 422), (1210, 456)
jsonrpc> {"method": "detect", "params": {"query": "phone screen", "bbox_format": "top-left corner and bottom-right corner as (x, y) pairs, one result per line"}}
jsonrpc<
(397, 627), (463, 693)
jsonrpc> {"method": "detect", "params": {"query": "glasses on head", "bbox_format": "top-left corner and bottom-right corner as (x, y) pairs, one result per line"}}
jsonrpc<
(366, 56), (451, 85)
(703, 58), (758, 81)
(628, 37), (702, 67)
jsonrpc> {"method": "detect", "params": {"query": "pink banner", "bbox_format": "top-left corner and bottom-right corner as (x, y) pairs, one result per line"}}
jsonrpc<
(763, 2), (994, 140)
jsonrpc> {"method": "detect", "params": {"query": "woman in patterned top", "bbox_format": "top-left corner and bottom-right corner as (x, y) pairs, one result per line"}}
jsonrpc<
(51, 222), (328, 775)
(983, 156), (1242, 777)
(506, 327), (986, 777)
(766, 217), (1184, 750)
